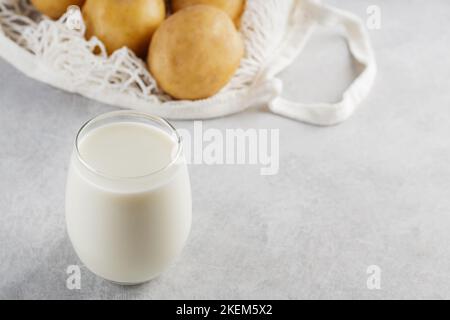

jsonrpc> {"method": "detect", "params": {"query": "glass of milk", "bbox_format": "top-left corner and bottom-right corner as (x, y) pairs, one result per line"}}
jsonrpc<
(65, 111), (192, 284)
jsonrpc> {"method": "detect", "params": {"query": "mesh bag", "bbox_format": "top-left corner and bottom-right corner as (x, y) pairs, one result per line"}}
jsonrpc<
(0, 0), (376, 125)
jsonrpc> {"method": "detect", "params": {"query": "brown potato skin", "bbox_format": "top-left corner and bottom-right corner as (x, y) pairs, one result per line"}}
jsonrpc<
(172, 0), (245, 25)
(82, 0), (166, 57)
(31, 0), (86, 19)
(149, 5), (244, 100)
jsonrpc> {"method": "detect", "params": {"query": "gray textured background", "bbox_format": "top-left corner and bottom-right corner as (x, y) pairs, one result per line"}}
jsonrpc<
(1, 0), (450, 299)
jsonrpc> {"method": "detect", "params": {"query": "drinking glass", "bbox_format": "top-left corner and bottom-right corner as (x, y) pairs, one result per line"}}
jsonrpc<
(65, 111), (192, 284)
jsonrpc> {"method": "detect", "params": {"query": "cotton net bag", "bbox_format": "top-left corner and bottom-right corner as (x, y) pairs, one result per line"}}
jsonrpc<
(0, 0), (376, 126)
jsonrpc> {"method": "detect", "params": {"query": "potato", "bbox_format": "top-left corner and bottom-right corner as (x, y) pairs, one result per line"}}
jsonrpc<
(82, 0), (166, 57)
(149, 5), (244, 100)
(171, 0), (245, 25)
(31, 0), (86, 19)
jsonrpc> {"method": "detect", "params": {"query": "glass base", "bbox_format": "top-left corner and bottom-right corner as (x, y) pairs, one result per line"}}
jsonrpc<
(86, 267), (161, 286)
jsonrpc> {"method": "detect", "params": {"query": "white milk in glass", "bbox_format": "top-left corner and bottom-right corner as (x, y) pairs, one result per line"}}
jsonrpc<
(65, 112), (192, 284)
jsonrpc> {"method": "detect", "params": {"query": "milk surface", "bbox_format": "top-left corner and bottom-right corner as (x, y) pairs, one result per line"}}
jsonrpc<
(78, 122), (177, 178)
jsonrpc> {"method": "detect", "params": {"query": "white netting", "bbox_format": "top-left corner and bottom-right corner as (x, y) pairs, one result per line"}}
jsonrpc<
(0, 0), (298, 115)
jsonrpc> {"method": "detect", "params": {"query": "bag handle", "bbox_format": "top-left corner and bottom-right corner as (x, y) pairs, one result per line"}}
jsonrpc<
(267, 0), (377, 126)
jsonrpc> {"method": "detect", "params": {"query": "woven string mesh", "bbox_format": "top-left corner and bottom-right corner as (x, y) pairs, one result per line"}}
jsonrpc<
(0, 0), (294, 106)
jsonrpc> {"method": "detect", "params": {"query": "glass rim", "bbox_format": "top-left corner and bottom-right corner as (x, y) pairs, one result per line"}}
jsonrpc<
(74, 110), (183, 180)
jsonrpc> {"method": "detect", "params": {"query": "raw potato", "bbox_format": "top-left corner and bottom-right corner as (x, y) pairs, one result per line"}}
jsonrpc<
(31, 0), (86, 19)
(149, 5), (244, 100)
(172, 0), (245, 25)
(82, 0), (165, 57)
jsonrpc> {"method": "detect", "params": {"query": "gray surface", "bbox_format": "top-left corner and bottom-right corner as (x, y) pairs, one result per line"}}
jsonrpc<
(1, 0), (450, 300)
